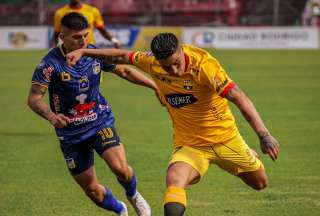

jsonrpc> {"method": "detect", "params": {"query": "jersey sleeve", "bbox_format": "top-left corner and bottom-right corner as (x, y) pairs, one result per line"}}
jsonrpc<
(128, 51), (153, 74)
(92, 7), (105, 29)
(101, 62), (116, 72)
(32, 60), (55, 88)
(200, 58), (235, 97)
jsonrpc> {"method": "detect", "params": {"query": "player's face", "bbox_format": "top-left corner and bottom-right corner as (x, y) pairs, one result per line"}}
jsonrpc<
(61, 28), (89, 52)
(158, 47), (185, 76)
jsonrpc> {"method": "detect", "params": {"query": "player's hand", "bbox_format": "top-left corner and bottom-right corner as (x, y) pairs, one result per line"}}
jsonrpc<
(154, 87), (166, 106)
(259, 132), (280, 161)
(48, 113), (70, 128)
(66, 49), (84, 66)
(111, 37), (120, 48)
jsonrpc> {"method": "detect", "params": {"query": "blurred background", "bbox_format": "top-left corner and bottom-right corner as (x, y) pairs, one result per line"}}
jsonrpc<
(0, 0), (319, 49)
(0, 0), (317, 26)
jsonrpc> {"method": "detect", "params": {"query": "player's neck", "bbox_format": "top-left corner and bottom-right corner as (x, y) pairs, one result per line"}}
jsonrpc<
(61, 44), (72, 56)
(69, 3), (83, 9)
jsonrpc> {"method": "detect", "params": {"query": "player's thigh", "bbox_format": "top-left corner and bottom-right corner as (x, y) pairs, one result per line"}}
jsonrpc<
(214, 134), (263, 176)
(93, 126), (127, 167)
(168, 146), (210, 187)
(60, 140), (94, 176)
(238, 165), (268, 190)
(167, 161), (201, 188)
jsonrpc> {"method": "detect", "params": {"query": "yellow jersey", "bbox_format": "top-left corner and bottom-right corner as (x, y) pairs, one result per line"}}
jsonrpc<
(129, 45), (239, 147)
(54, 3), (105, 44)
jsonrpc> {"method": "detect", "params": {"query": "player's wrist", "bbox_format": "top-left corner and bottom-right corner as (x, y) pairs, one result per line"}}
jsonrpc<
(257, 131), (270, 139)
(47, 112), (57, 125)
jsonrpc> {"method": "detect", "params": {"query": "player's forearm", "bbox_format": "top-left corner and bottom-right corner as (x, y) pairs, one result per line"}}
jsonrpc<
(81, 48), (129, 64)
(28, 98), (55, 122)
(97, 28), (113, 41)
(116, 66), (158, 90)
(237, 96), (269, 137)
(226, 87), (269, 138)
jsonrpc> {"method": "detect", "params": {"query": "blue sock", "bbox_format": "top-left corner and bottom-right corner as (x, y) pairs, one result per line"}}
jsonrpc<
(118, 173), (137, 198)
(98, 188), (124, 214)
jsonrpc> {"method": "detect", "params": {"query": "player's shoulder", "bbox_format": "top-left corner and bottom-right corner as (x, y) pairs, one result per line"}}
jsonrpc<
(82, 3), (100, 12)
(55, 4), (69, 15)
(133, 50), (155, 62)
(39, 47), (62, 67)
(183, 44), (218, 69)
(183, 44), (214, 61)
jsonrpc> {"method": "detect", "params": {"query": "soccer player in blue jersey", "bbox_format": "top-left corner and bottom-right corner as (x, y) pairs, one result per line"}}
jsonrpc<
(27, 12), (156, 216)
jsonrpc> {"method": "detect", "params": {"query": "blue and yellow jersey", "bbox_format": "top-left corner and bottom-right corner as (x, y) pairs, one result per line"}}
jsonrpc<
(129, 45), (238, 147)
(54, 3), (105, 44)
(32, 44), (116, 144)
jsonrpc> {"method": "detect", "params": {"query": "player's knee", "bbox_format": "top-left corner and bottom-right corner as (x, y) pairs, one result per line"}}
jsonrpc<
(83, 183), (104, 201)
(252, 177), (268, 190)
(167, 170), (185, 187)
(111, 162), (131, 181)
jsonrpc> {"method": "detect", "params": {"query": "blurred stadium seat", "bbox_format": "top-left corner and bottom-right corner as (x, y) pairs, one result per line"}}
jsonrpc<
(0, 0), (309, 26)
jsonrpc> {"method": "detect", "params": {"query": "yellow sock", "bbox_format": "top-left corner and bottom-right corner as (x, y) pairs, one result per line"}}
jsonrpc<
(164, 186), (187, 207)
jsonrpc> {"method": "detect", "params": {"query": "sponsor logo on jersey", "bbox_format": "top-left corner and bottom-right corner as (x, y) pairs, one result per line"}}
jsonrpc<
(183, 80), (193, 90)
(37, 61), (45, 69)
(92, 62), (101, 74)
(61, 71), (71, 82)
(165, 93), (198, 108)
(69, 93), (97, 125)
(42, 66), (54, 82)
(79, 76), (89, 92)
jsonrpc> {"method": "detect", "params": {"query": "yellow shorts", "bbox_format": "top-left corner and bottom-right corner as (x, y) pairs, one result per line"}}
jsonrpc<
(169, 134), (263, 180)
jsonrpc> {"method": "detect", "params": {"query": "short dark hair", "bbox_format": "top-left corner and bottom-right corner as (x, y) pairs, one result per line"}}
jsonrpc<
(151, 33), (179, 60)
(61, 12), (89, 31)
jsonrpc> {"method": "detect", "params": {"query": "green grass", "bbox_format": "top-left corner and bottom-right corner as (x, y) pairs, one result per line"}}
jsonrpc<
(0, 49), (319, 216)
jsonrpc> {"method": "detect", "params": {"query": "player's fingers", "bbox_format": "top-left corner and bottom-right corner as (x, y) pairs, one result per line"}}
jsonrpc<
(66, 55), (73, 66)
(268, 146), (278, 161)
(59, 114), (71, 124)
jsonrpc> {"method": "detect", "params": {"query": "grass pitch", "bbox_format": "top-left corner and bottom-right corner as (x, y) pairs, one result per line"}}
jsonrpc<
(0, 49), (319, 216)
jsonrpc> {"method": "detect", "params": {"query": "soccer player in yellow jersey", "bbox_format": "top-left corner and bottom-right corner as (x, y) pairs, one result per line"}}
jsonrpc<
(51, 0), (119, 47)
(66, 33), (280, 216)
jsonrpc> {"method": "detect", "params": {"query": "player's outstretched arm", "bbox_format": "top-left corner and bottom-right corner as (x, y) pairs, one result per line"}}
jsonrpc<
(112, 65), (166, 106)
(27, 84), (70, 128)
(67, 48), (131, 66)
(225, 86), (280, 161)
(96, 27), (120, 48)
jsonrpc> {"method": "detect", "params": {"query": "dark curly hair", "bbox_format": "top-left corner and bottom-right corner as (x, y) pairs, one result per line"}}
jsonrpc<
(151, 33), (179, 60)
(61, 12), (89, 31)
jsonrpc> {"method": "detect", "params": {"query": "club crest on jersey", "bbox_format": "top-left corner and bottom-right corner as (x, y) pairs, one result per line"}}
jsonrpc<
(66, 158), (76, 169)
(92, 62), (101, 74)
(183, 80), (193, 90)
(79, 76), (89, 92)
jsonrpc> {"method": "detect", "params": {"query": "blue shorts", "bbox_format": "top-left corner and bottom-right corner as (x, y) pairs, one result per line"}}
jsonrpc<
(60, 126), (121, 176)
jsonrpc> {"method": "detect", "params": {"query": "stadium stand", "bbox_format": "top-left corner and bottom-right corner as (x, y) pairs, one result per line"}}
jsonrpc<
(0, 0), (309, 26)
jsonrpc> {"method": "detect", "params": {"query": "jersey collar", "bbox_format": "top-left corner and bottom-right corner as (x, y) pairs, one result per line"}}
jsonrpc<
(59, 44), (66, 57)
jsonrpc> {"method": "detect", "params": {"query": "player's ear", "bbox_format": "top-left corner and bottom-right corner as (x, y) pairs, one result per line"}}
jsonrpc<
(59, 32), (65, 40)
